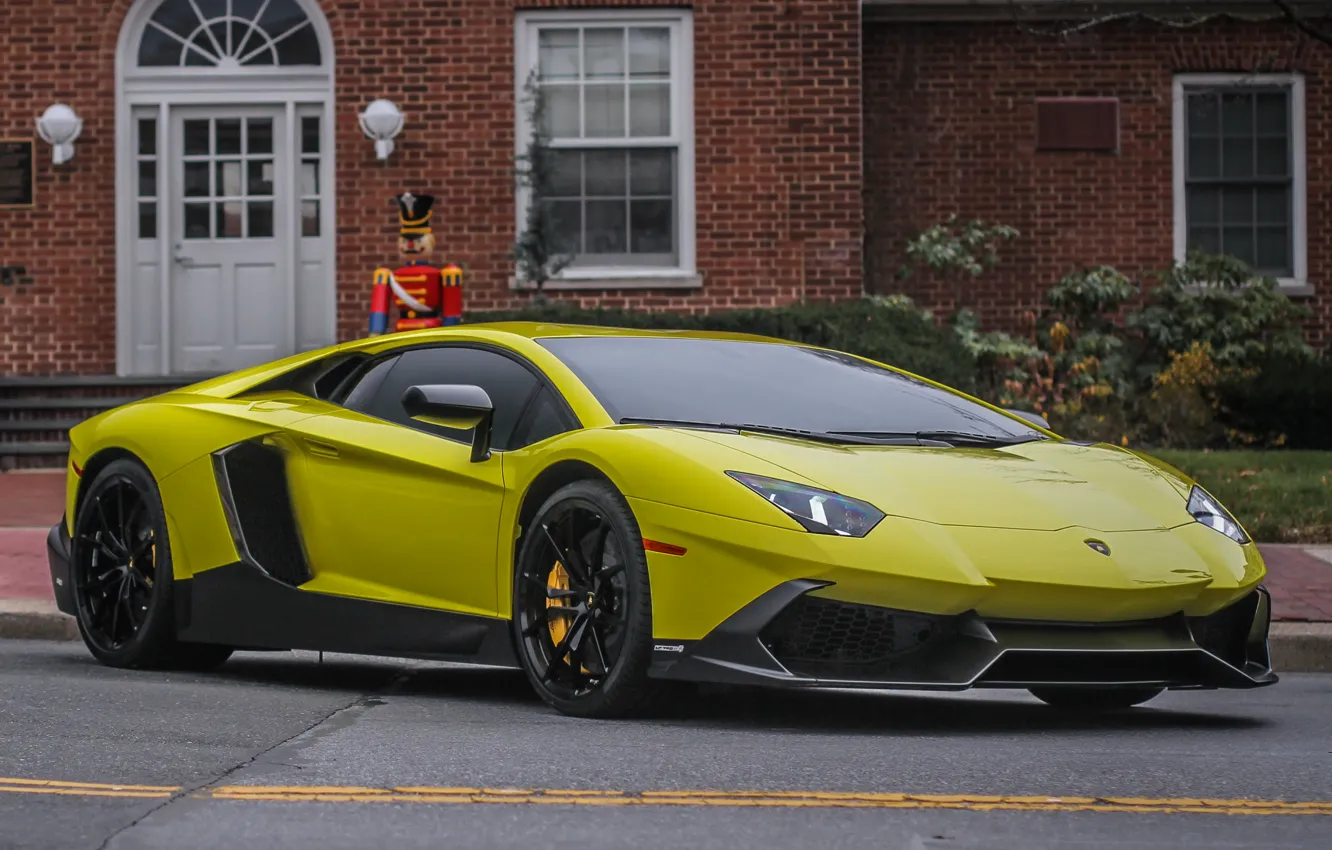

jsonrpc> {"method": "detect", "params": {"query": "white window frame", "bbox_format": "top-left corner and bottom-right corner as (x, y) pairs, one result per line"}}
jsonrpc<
(1172, 73), (1309, 293)
(513, 8), (699, 290)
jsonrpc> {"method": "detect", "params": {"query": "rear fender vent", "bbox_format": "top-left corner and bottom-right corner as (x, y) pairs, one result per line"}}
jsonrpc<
(212, 438), (312, 587)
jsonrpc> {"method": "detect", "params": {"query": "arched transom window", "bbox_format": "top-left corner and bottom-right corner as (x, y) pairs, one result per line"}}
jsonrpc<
(137, 0), (323, 68)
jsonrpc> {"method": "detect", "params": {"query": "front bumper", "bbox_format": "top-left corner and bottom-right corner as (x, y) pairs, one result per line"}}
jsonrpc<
(47, 517), (76, 616)
(649, 580), (1277, 691)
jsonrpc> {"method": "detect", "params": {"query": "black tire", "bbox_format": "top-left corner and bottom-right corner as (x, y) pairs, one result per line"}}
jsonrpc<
(1028, 686), (1164, 711)
(71, 458), (232, 671)
(512, 479), (660, 718)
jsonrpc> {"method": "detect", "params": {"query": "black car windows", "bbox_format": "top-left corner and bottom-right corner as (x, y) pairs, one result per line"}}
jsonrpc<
(350, 347), (547, 451)
(511, 387), (574, 448)
(538, 336), (1042, 441)
(337, 355), (399, 411)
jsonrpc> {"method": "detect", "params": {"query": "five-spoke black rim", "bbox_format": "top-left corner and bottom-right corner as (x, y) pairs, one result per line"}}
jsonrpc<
(74, 476), (158, 652)
(517, 500), (629, 699)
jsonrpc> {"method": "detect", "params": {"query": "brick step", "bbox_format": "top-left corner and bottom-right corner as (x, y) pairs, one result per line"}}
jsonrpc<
(0, 397), (132, 413)
(0, 374), (207, 401)
(0, 419), (84, 433)
(0, 419), (83, 445)
(0, 441), (70, 455)
(0, 442), (71, 470)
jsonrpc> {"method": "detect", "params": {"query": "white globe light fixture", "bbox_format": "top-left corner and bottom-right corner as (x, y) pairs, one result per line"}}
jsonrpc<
(359, 99), (404, 160)
(36, 104), (83, 165)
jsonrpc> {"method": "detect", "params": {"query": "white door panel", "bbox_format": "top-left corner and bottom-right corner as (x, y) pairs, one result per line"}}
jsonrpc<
(169, 107), (288, 374)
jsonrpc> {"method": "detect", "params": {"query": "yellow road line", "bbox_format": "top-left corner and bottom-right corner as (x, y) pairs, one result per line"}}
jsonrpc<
(2, 778), (1329, 815)
(0, 777), (178, 792)
(0, 786), (172, 800)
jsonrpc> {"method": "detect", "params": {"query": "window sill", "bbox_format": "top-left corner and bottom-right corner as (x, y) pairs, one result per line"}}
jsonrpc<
(509, 270), (704, 291)
(1278, 279), (1315, 298)
(1180, 278), (1314, 298)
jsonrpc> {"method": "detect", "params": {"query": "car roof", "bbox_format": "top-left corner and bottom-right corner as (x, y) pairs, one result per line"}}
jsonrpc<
(180, 322), (803, 402)
(374, 321), (793, 347)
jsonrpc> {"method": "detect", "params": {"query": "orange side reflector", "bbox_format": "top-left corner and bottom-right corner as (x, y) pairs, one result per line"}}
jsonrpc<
(72, 460), (82, 477)
(643, 539), (686, 556)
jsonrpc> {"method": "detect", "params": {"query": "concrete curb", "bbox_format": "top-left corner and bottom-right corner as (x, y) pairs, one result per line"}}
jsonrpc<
(2, 602), (1329, 673)
(1269, 622), (1332, 674)
(0, 601), (79, 641)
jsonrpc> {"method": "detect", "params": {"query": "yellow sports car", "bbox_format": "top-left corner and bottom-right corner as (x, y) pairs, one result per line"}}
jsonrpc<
(46, 323), (1275, 717)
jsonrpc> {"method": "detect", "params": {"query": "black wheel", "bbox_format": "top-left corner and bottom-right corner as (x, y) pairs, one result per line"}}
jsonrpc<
(71, 458), (232, 671)
(1028, 687), (1164, 711)
(512, 480), (659, 718)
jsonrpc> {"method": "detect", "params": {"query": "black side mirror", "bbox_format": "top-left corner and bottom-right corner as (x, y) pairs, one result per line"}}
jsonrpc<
(402, 384), (494, 462)
(1006, 408), (1050, 430)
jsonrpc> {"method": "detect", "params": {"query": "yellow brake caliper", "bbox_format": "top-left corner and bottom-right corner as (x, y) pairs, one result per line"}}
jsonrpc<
(546, 560), (572, 648)
(546, 561), (590, 674)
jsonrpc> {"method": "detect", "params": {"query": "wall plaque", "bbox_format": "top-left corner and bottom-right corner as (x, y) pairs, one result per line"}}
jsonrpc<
(0, 140), (36, 208)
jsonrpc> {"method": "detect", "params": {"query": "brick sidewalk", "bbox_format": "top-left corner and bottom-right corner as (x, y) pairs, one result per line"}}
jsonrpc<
(1, 469), (1328, 620)
(0, 470), (64, 529)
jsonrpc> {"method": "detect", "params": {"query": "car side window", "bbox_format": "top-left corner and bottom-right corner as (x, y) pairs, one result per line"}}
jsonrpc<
(358, 347), (543, 451)
(511, 387), (575, 448)
(337, 355), (399, 411)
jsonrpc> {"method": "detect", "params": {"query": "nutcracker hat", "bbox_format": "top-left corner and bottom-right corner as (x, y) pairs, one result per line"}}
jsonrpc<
(395, 192), (435, 237)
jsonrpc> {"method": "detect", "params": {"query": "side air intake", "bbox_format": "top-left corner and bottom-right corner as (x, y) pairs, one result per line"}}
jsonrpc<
(212, 439), (313, 587)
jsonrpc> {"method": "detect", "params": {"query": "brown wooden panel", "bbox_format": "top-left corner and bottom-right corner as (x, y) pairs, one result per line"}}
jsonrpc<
(1036, 99), (1119, 152)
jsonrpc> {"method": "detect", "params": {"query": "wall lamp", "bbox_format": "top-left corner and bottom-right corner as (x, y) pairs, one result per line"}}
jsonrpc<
(37, 104), (83, 165)
(359, 99), (404, 161)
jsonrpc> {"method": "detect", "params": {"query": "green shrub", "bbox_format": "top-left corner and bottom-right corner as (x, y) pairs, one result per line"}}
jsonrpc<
(1128, 251), (1314, 377)
(1215, 350), (1332, 450)
(466, 298), (978, 392)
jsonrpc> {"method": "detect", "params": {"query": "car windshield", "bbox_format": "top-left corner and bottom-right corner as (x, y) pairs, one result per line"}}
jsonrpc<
(538, 336), (1044, 442)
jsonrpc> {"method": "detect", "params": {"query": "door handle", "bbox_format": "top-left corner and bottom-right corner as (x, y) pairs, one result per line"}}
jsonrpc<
(174, 255), (195, 266)
(302, 438), (340, 459)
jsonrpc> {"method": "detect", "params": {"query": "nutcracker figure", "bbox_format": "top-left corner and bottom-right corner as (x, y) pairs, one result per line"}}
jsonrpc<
(368, 192), (464, 336)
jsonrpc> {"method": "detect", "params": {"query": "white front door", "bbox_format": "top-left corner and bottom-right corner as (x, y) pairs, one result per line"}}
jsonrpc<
(169, 106), (290, 374)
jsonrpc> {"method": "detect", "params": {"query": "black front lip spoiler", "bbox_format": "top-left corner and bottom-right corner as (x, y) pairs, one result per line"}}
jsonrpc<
(649, 580), (1279, 692)
(47, 516), (76, 617)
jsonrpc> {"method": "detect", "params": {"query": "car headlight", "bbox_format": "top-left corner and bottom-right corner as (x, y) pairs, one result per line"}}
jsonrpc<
(1187, 485), (1250, 544)
(727, 472), (885, 537)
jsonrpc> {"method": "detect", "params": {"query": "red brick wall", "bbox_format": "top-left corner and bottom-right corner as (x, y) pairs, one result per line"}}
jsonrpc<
(0, 0), (123, 375)
(0, 0), (863, 376)
(863, 16), (1332, 347)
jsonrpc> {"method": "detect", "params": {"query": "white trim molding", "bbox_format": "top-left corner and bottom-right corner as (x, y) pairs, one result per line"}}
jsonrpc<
(1171, 72), (1309, 294)
(114, 0), (338, 375)
(513, 8), (697, 290)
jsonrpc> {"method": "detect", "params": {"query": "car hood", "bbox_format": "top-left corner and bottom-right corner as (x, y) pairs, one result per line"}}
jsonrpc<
(687, 432), (1194, 533)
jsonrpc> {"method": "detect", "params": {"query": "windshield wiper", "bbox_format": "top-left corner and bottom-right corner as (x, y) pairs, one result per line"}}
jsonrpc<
(618, 418), (906, 446)
(830, 429), (1048, 447)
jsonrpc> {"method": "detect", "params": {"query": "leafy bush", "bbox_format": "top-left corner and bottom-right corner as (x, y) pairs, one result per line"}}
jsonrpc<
(1215, 350), (1332, 450)
(1138, 342), (1255, 449)
(1129, 251), (1314, 376)
(467, 297), (978, 392)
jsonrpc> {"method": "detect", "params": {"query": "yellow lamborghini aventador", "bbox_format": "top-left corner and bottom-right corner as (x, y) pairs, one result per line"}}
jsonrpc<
(46, 323), (1275, 717)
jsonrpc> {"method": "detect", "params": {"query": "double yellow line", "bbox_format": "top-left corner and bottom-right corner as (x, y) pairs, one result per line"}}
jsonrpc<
(0, 778), (175, 800)
(4, 778), (1331, 816)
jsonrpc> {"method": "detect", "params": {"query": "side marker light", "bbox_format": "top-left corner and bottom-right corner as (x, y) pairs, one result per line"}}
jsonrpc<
(643, 539), (687, 556)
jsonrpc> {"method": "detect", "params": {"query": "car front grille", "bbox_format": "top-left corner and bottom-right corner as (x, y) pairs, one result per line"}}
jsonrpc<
(760, 595), (946, 678)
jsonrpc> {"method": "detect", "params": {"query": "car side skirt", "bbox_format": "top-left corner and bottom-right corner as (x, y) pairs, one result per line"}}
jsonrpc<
(648, 580), (1278, 692)
(175, 561), (519, 667)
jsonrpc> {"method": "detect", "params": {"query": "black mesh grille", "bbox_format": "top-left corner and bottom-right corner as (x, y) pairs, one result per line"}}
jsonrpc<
(216, 440), (312, 587)
(760, 595), (945, 677)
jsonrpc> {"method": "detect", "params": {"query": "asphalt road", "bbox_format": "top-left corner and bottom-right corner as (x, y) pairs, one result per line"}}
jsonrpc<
(1, 640), (1330, 850)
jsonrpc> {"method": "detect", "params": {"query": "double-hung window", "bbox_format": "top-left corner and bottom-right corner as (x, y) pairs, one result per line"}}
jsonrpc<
(515, 10), (696, 286)
(1173, 74), (1307, 288)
